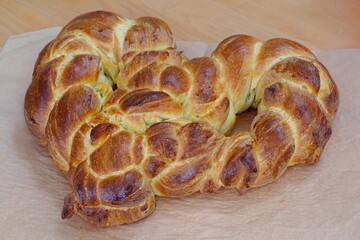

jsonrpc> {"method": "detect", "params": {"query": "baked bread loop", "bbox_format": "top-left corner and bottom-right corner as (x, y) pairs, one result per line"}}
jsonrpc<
(24, 11), (339, 227)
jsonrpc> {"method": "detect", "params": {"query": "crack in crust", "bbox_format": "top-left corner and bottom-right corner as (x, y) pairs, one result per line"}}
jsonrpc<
(24, 11), (339, 227)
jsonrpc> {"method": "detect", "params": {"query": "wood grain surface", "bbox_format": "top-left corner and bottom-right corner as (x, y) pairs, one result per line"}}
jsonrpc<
(0, 0), (359, 49)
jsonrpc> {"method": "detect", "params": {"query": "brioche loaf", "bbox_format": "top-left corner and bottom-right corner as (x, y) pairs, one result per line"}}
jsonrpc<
(24, 11), (339, 227)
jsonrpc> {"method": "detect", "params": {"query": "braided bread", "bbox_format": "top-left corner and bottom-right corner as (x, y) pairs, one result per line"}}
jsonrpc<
(24, 11), (339, 227)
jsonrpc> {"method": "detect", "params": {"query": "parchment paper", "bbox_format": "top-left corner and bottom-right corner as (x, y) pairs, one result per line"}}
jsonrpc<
(0, 28), (359, 240)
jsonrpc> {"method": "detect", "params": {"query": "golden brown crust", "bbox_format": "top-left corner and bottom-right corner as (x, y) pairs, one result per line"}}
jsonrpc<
(251, 111), (295, 186)
(212, 35), (260, 112)
(24, 11), (339, 226)
(24, 56), (65, 145)
(160, 65), (190, 95)
(46, 85), (101, 174)
(61, 54), (102, 87)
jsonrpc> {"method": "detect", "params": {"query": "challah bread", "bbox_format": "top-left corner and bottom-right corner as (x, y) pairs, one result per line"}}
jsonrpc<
(24, 11), (339, 227)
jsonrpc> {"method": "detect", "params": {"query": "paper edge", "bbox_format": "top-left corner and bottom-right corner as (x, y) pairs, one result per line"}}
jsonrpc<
(2, 27), (360, 57)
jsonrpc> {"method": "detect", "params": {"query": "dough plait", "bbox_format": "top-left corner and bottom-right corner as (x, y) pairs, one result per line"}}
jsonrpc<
(24, 11), (339, 227)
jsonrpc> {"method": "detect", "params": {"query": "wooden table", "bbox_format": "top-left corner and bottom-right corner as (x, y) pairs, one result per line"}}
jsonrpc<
(1, 0), (359, 50)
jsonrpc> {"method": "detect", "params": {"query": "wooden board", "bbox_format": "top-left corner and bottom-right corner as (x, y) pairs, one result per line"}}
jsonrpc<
(0, 0), (359, 49)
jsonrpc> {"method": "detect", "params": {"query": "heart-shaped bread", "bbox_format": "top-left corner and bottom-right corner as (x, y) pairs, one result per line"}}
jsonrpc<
(24, 11), (339, 227)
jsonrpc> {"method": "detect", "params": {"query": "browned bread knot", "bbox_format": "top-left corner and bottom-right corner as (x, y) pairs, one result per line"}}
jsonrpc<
(24, 11), (339, 227)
